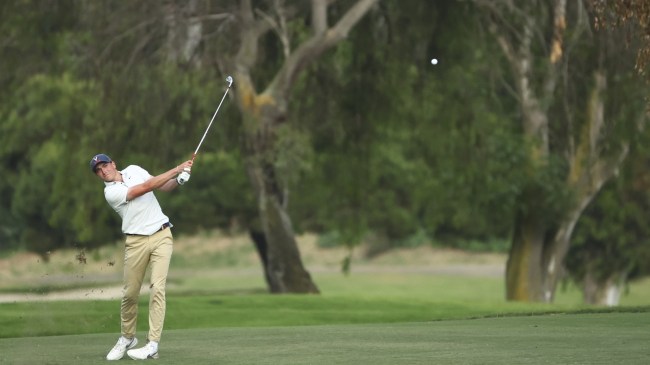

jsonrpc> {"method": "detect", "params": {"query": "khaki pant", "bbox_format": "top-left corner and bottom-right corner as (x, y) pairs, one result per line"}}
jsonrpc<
(121, 228), (173, 342)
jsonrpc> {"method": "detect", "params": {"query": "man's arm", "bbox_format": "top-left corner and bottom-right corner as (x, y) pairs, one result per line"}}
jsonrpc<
(158, 176), (181, 192)
(126, 160), (192, 201)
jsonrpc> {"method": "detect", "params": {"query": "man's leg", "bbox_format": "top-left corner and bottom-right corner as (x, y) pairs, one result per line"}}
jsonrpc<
(122, 235), (150, 338)
(147, 229), (173, 342)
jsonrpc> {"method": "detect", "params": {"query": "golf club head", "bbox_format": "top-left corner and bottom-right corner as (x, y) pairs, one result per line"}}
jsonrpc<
(226, 76), (233, 87)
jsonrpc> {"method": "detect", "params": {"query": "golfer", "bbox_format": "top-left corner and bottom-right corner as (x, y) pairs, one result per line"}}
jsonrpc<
(90, 153), (192, 360)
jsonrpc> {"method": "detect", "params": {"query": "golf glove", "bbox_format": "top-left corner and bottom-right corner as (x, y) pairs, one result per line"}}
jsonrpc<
(176, 168), (191, 185)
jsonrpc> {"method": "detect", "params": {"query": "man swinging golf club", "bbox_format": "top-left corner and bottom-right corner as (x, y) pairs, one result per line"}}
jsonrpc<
(91, 153), (192, 360)
(94, 75), (233, 360)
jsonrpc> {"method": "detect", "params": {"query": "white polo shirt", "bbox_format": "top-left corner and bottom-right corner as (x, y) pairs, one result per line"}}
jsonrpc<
(104, 165), (170, 235)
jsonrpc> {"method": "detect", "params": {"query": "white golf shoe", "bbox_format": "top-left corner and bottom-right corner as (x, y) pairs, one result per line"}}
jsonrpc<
(106, 336), (138, 360)
(127, 341), (159, 360)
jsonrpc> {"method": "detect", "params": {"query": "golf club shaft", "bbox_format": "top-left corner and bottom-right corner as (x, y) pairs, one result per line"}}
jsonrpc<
(192, 76), (233, 162)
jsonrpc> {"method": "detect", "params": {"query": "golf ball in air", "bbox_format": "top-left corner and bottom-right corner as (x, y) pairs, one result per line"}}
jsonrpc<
(431, 58), (438, 65)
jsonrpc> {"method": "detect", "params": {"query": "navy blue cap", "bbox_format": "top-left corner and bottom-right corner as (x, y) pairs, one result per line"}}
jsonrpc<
(90, 154), (112, 172)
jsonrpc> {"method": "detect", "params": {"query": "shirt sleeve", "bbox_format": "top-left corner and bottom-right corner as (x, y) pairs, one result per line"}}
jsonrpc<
(104, 183), (128, 210)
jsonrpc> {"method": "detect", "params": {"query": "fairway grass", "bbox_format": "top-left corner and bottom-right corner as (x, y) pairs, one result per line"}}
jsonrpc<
(1, 312), (648, 365)
(2, 233), (650, 364)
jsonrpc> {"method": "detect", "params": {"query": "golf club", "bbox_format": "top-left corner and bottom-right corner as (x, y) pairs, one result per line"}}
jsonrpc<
(193, 75), (234, 161)
(177, 75), (233, 184)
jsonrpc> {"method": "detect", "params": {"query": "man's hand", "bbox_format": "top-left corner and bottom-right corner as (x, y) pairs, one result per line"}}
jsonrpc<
(176, 168), (191, 185)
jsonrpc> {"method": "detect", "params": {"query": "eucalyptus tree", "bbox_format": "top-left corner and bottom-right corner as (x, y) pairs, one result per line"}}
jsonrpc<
(556, 0), (650, 307)
(474, 0), (648, 302)
(227, 0), (382, 293)
(561, 1), (650, 306)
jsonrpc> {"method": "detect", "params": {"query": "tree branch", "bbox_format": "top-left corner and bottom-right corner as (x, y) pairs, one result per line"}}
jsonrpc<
(312, 0), (327, 35)
(269, 0), (379, 98)
(255, 3), (290, 58)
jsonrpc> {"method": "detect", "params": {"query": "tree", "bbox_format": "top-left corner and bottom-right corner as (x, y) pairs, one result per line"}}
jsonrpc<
(475, 0), (647, 302)
(562, 1), (650, 306)
(223, 0), (379, 293)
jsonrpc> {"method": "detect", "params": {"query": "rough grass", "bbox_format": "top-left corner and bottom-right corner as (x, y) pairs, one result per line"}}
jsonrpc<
(4, 292), (623, 339)
(2, 230), (650, 307)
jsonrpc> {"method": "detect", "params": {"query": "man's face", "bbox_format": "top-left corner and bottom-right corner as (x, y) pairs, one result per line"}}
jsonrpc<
(94, 161), (118, 182)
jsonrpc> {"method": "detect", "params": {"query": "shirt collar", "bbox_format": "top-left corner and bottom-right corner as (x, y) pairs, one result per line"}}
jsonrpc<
(104, 170), (126, 186)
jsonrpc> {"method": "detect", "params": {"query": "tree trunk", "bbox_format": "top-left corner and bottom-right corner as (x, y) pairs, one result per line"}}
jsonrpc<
(583, 269), (628, 306)
(249, 228), (272, 288)
(237, 81), (319, 293)
(504, 105), (551, 301)
(260, 186), (319, 293)
(542, 71), (628, 302)
(245, 150), (319, 293)
(541, 205), (587, 302)
(492, 1), (555, 302)
(506, 210), (546, 301)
